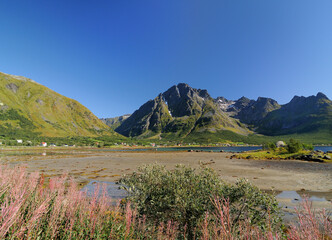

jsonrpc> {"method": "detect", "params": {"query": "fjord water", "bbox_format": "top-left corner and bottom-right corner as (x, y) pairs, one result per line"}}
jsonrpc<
(0, 146), (330, 157)
(81, 181), (331, 203)
(105, 146), (332, 153)
(314, 146), (332, 152)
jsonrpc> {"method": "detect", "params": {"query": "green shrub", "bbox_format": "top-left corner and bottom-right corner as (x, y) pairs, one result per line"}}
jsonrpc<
(302, 143), (314, 151)
(286, 138), (303, 153)
(120, 164), (282, 236)
(263, 142), (277, 151)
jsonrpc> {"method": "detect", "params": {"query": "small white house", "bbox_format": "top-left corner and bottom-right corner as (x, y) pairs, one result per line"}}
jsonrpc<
(17, 139), (23, 144)
(41, 142), (47, 147)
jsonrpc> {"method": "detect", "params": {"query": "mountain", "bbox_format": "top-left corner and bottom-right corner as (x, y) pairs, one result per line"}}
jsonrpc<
(112, 83), (331, 143)
(215, 96), (281, 125)
(115, 83), (249, 138)
(0, 72), (113, 137)
(215, 97), (235, 112)
(233, 97), (281, 125)
(101, 114), (131, 129)
(256, 92), (332, 136)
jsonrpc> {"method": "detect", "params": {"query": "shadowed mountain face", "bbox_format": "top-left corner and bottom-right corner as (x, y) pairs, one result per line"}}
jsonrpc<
(0, 72), (114, 137)
(214, 93), (331, 136)
(115, 83), (249, 138)
(162, 83), (210, 117)
(233, 97), (281, 124)
(256, 93), (332, 135)
(215, 96), (280, 123)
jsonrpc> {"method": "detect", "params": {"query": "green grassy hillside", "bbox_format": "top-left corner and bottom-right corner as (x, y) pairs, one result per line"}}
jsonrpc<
(0, 72), (115, 137)
(101, 114), (131, 130)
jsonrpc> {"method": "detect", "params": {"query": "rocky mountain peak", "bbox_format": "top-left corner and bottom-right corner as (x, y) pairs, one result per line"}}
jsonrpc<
(197, 89), (210, 99)
(215, 97), (235, 111)
(162, 83), (210, 117)
(257, 97), (274, 102)
(289, 95), (303, 103)
(236, 96), (252, 106)
(316, 92), (329, 100)
(255, 97), (279, 108)
(232, 96), (280, 124)
(289, 92), (330, 107)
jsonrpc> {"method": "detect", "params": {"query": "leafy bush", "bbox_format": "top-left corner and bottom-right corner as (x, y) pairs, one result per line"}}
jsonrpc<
(302, 143), (314, 151)
(263, 142), (277, 151)
(286, 138), (303, 153)
(120, 164), (282, 236)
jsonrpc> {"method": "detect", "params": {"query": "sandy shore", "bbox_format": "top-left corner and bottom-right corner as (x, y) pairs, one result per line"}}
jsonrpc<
(2, 150), (331, 194)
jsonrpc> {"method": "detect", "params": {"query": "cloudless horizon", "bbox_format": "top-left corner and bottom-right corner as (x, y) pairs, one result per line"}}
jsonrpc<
(1, 1), (331, 118)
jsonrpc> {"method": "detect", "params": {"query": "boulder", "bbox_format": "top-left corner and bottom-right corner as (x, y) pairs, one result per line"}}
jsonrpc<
(296, 154), (324, 162)
(276, 141), (286, 148)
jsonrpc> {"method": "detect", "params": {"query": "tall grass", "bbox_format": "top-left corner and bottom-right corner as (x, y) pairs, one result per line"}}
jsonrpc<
(287, 198), (332, 240)
(0, 165), (330, 239)
(0, 165), (148, 239)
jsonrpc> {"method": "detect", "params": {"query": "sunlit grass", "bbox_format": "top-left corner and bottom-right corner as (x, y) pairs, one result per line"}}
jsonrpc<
(235, 148), (332, 163)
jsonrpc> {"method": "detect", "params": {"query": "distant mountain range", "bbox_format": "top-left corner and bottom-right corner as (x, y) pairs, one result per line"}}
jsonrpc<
(0, 72), (114, 137)
(0, 70), (330, 143)
(103, 83), (332, 142)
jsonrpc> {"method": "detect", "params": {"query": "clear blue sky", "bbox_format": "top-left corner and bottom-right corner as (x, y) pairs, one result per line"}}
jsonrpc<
(0, 0), (331, 118)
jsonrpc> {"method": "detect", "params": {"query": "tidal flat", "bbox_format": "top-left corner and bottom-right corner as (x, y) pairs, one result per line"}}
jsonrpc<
(1, 149), (331, 191)
(1, 149), (331, 210)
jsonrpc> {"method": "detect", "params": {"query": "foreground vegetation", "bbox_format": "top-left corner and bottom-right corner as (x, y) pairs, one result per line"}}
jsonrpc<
(0, 164), (331, 239)
(120, 165), (283, 238)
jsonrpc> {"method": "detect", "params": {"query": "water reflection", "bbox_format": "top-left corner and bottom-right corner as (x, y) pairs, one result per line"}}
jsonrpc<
(276, 191), (328, 203)
(80, 181), (128, 199)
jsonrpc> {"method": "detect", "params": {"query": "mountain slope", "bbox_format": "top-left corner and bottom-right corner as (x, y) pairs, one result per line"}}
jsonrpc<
(101, 114), (131, 130)
(234, 97), (281, 125)
(215, 96), (280, 124)
(113, 83), (331, 143)
(0, 72), (113, 137)
(115, 83), (249, 138)
(257, 93), (332, 136)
